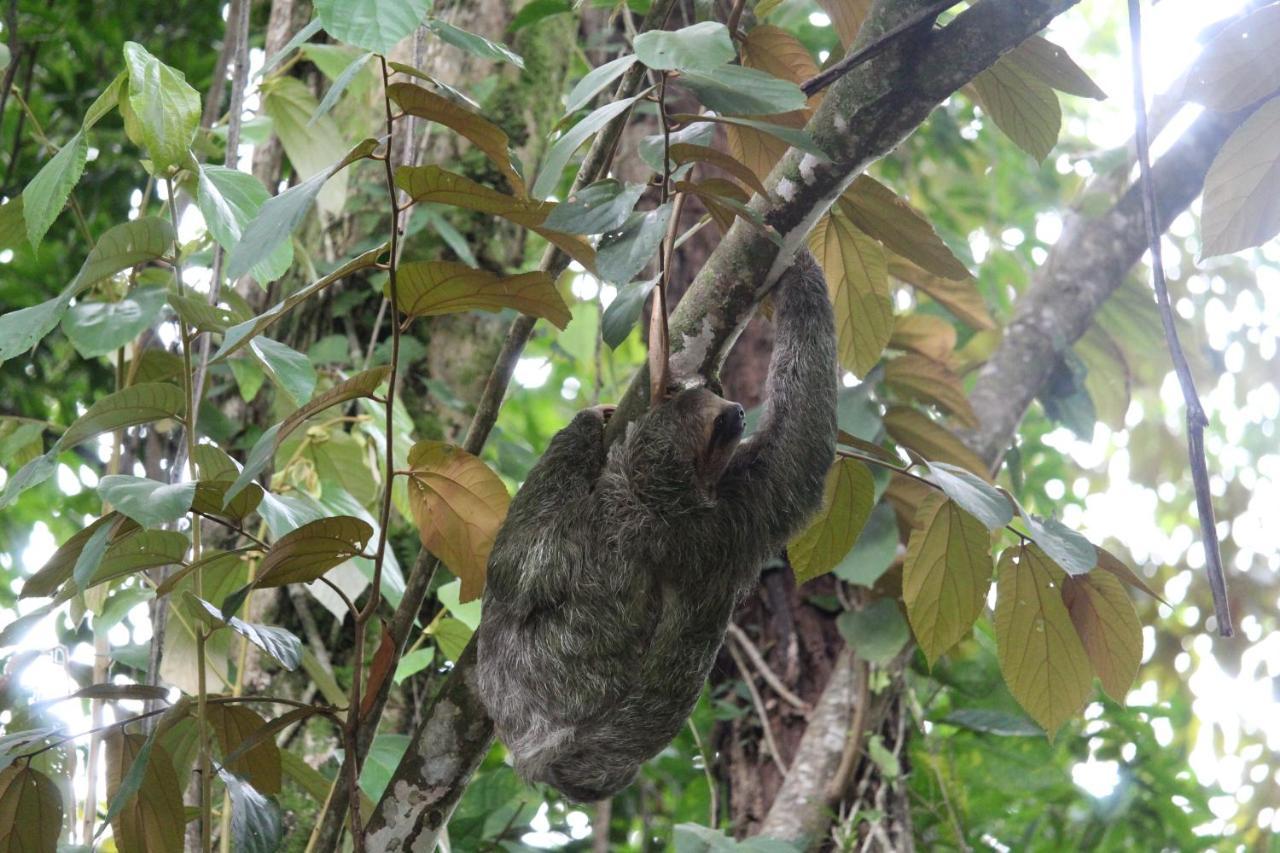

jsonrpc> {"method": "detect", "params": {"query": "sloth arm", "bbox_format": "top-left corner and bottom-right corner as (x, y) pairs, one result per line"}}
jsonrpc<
(719, 254), (838, 545)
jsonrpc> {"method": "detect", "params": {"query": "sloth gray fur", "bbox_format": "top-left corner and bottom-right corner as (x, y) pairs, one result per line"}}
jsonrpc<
(474, 254), (837, 802)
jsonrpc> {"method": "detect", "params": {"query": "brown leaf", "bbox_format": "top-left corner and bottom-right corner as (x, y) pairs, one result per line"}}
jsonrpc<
(406, 441), (510, 602)
(808, 212), (892, 378)
(817, 0), (872, 48)
(888, 255), (994, 330)
(106, 731), (185, 853)
(1184, 4), (1280, 112)
(1009, 35), (1106, 100)
(890, 314), (957, 362)
(789, 458), (875, 584)
(392, 261), (570, 329)
(883, 406), (989, 479)
(669, 142), (769, 198)
(255, 516), (374, 588)
(207, 703), (282, 794)
(884, 353), (979, 428)
(995, 545), (1093, 737)
(0, 765), (61, 853)
(902, 494), (993, 666)
(840, 177), (970, 280)
(970, 57), (1062, 162)
(1062, 571), (1142, 701)
(361, 621), (395, 719)
(389, 82), (525, 194)
(1096, 546), (1167, 606)
(723, 25), (819, 182)
(884, 471), (933, 530)
(725, 116), (803, 184)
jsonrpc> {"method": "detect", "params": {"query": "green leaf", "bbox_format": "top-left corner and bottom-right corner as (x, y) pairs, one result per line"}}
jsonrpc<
(277, 367), (391, 451)
(253, 516), (375, 588)
(222, 424), (282, 508)
(123, 41), (201, 171)
(833, 502), (899, 587)
(597, 202), (672, 285)
(601, 276), (658, 348)
(564, 55), (637, 115)
(1015, 510), (1096, 576)
(0, 765), (62, 853)
(543, 179), (644, 234)
(970, 58), (1061, 162)
(197, 165), (293, 284)
(20, 513), (139, 598)
(60, 286), (166, 358)
(633, 21), (735, 72)
(393, 647), (436, 684)
(995, 545), (1093, 737)
(430, 616), (473, 662)
(678, 66), (807, 115)
(921, 461), (1013, 531)
(75, 217), (176, 289)
(311, 51), (374, 126)
(168, 290), (240, 333)
(0, 196), (25, 252)
(1200, 97), (1280, 258)
(392, 261), (570, 328)
(219, 770), (284, 853)
(941, 708), (1041, 737)
(808, 211), (892, 378)
(426, 19), (524, 68)
(788, 458), (875, 584)
(837, 598), (910, 665)
(435, 577), (482, 630)
(250, 337), (317, 406)
(88, 529), (190, 591)
(0, 299), (70, 366)
(1008, 35), (1106, 100)
(903, 496), (993, 667)
(23, 130), (88, 248)
(511, 0), (572, 31)
(72, 518), (121, 591)
(98, 475), (197, 528)
(259, 17), (323, 78)
(359, 733), (411, 801)
(56, 382), (185, 451)
(1061, 571), (1141, 701)
(669, 113), (830, 162)
(532, 95), (640, 199)
(84, 72), (128, 130)
(227, 138), (378, 280)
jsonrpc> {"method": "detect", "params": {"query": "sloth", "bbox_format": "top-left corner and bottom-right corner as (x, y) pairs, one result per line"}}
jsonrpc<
(474, 253), (837, 802)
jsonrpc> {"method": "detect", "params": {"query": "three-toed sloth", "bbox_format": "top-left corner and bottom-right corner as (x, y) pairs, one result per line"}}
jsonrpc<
(474, 253), (837, 801)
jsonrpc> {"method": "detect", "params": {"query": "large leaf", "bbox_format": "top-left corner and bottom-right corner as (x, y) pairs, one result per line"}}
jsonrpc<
(258, 76), (353, 221)
(890, 314), (956, 362)
(564, 55), (638, 115)
(532, 96), (640, 200)
(276, 367), (391, 452)
(995, 545), (1093, 736)
(98, 475), (196, 528)
(1184, 4), (1280, 112)
(883, 406), (988, 478)
(902, 496), (993, 666)
(0, 299), (73, 366)
(23, 130), (88, 248)
(840, 177), (969, 280)
(197, 165), (293, 284)
(315, 0), (430, 54)
(601, 276), (659, 348)
(1014, 509), (1097, 577)
(788, 458), (875, 584)
(808, 211), (892, 378)
(392, 261), (570, 328)
(970, 57), (1061, 162)
(543, 179), (645, 235)
(0, 765), (61, 853)
(105, 731), (185, 853)
(227, 136), (377, 279)
(677, 66), (808, 116)
(1200, 97), (1280, 257)
(884, 353), (979, 428)
(60, 285), (167, 358)
(633, 21), (735, 72)
(20, 513), (138, 598)
(1061, 570), (1141, 702)
(254, 516), (374, 589)
(250, 337), (317, 406)
(219, 770), (284, 853)
(669, 142), (769, 198)
(123, 42), (201, 171)
(88, 529), (190, 590)
(888, 256), (994, 330)
(206, 703), (281, 794)
(389, 82), (524, 194)
(920, 461), (1012, 531)
(406, 441), (510, 602)
(426, 19), (525, 68)
(837, 598), (910, 665)
(56, 382), (184, 451)
(184, 593), (303, 672)
(1009, 35), (1106, 100)
(597, 203), (672, 285)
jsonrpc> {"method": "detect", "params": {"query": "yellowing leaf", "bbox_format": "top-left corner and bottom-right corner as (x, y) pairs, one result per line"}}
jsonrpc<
(725, 115), (803, 184)
(995, 545), (1093, 737)
(882, 406), (989, 479)
(1008, 35), (1106, 100)
(890, 314), (956, 362)
(817, 0), (871, 48)
(393, 261), (570, 329)
(971, 57), (1061, 162)
(840, 177), (970, 280)
(669, 142), (769, 198)
(903, 495), (993, 666)
(808, 212), (892, 378)
(788, 458), (875, 584)
(255, 516), (374, 588)
(1096, 546), (1166, 605)
(407, 441), (510, 602)
(884, 353), (979, 428)
(207, 704), (282, 794)
(1184, 4), (1280, 112)
(388, 82), (524, 194)
(1062, 570), (1142, 702)
(889, 256), (995, 331)
(395, 165), (597, 272)
(0, 765), (61, 853)
(106, 731), (185, 853)
(1201, 97), (1280, 258)
(723, 25), (819, 181)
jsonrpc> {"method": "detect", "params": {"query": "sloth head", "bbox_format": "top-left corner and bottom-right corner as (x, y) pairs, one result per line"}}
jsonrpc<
(617, 386), (745, 507)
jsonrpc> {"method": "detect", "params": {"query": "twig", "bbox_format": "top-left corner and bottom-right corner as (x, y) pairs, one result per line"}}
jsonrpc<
(726, 623), (808, 711)
(824, 657), (870, 805)
(1126, 0), (1232, 636)
(800, 0), (956, 97)
(686, 718), (719, 827)
(727, 637), (788, 775)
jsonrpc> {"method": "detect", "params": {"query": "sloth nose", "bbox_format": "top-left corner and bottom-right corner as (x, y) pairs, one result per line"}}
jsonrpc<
(725, 403), (745, 433)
